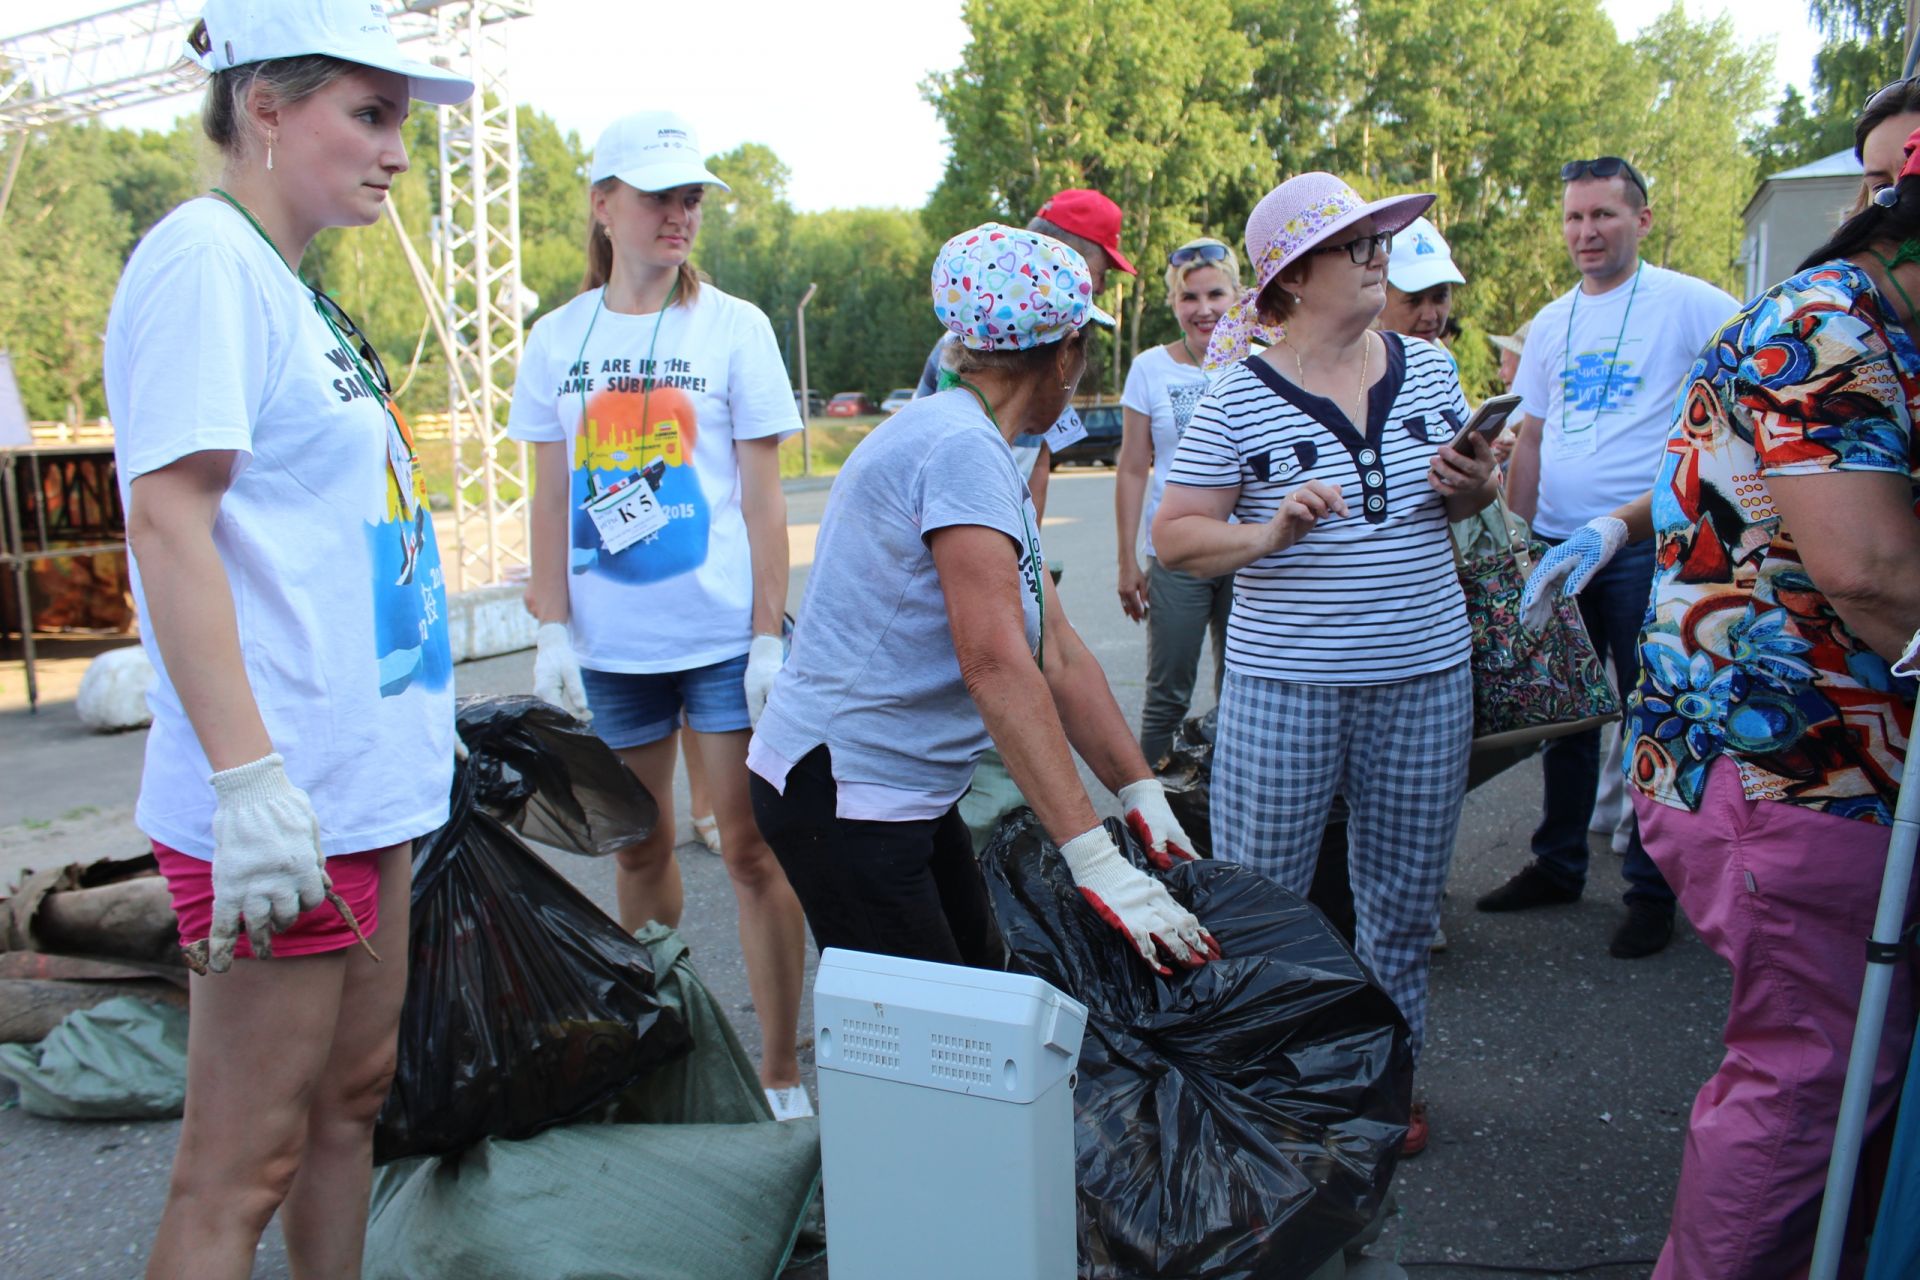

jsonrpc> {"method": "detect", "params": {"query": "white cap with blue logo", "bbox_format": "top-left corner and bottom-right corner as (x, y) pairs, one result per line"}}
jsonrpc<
(1385, 215), (1466, 294)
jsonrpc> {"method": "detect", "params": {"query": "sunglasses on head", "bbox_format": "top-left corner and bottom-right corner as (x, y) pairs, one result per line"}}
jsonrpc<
(1312, 230), (1393, 265)
(1168, 241), (1231, 268)
(311, 290), (392, 398)
(1864, 77), (1920, 116)
(1561, 156), (1648, 201)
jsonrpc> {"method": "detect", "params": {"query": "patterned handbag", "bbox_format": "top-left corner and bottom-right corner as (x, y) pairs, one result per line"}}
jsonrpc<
(1450, 499), (1620, 750)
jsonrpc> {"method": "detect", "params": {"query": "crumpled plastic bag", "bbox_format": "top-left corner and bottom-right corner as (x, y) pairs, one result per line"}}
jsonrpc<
(980, 812), (1411, 1280)
(373, 696), (691, 1164)
(0, 995), (188, 1119)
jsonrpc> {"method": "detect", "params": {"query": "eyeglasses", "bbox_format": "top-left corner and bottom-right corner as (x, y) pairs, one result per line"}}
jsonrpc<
(1168, 241), (1231, 268)
(311, 290), (392, 398)
(1313, 230), (1393, 265)
(1561, 156), (1649, 202)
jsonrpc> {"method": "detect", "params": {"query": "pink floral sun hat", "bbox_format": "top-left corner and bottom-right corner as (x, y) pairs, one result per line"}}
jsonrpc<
(931, 222), (1117, 351)
(1203, 173), (1435, 368)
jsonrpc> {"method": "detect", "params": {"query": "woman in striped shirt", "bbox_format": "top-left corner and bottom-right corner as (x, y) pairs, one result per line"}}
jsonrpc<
(1154, 173), (1499, 1156)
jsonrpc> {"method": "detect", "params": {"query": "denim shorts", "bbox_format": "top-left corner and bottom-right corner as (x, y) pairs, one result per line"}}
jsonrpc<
(580, 652), (751, 749)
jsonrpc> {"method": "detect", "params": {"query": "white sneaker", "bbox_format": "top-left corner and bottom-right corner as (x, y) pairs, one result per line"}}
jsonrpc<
(764, 1085), (814, 1122)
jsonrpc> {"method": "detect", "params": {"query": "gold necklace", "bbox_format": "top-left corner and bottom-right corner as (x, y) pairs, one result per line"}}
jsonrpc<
(1284, 332), (1371, 429)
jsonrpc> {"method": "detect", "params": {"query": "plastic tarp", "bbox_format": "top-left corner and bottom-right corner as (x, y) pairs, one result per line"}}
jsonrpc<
(365, 924), (821, 1280)
(0, 995), (187, 1119)
(373, 696), (691, 1164)
(981, 812), (1411, 1280)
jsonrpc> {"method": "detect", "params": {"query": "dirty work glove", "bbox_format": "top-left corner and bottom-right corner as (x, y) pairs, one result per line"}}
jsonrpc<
(1520, 516), (1627, 631)
(744, 633), (785, 726)
(1117, 778), (1197, 870)
(532, 622), (591, 724)
(207, 753), (329, 973)
(1059, 827), (1220, 976)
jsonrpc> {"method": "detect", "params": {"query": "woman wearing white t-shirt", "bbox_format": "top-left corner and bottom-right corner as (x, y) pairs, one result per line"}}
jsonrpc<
(1154, 174), (1499, 1157)
(103, 3), (470, 1271)
(508, 110), (809, 1119)
(1115, 238), (1239, 763)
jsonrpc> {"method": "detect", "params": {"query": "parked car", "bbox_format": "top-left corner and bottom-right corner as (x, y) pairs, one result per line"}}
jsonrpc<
(794, 389), (825, 418)
(880, 387), (916, 414)
(825, 392), (878, 417)
(1049, 403), (1124, 467)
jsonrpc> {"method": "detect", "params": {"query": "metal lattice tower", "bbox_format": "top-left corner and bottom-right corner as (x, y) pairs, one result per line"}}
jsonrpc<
(1, 1), (533, 591)
(421, 1), (532, 591)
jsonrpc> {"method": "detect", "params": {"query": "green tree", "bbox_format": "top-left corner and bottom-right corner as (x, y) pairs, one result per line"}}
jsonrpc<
(923, 0), (1272, 389)
(782, 207), (941, 399)
(1755, 0), (1903, 170)
(1629, 5), (1772, 293)
(697, 142), (798, 314)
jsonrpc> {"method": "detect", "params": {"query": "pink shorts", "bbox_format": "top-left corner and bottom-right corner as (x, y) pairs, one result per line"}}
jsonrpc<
(154, 842), (384, 959)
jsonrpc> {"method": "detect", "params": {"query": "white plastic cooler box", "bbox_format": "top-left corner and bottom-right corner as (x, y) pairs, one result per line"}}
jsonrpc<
(813, 948), (1089, 1280)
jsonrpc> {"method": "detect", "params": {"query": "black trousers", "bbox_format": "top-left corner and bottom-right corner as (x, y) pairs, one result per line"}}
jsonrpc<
(750, 745), (1004, 969)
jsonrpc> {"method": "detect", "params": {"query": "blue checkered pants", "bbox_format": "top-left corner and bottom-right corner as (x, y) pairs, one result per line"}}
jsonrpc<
(1212, 662), (1473, 1062)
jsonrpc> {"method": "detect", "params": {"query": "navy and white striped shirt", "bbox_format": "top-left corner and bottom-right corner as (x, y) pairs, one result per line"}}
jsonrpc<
(1166, 333), (1471, 685)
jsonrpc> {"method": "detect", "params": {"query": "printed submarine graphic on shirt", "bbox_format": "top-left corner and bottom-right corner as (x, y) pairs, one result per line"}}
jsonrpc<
(571, 365), (711, 583)
(358, 388), (452, 699)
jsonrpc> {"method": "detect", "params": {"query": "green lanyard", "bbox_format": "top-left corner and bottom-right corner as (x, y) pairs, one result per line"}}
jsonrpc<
(1561, 261), (1642, 439)
(953, 377), (1045, 669)
(208, 188), (415, 510)
(572, 275), (680, 499)
(1869, 246), (1920, 322)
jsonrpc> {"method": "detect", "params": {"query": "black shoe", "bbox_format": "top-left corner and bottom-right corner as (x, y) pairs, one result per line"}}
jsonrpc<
(1609, 901), (1675, 958)
(1475, 862), (1582, 912)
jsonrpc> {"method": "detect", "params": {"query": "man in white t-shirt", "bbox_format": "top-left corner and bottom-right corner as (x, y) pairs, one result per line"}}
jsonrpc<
(1481, 157), (1737, 960)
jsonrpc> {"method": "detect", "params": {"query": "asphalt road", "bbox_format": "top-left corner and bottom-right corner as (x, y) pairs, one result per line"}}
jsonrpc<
(0, 465), (1729, 1279)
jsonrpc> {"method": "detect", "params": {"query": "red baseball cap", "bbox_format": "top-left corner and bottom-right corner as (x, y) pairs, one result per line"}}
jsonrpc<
(1035, 189), (1137, 276)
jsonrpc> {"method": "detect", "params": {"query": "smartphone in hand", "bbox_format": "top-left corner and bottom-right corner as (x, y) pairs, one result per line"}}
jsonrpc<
(1448, 393), (1522, 451)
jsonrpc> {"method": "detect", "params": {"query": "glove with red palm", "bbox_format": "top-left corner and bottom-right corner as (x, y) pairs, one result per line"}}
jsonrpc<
(1060, 827), (1220, 976)
(1118, 778), (1197, 869)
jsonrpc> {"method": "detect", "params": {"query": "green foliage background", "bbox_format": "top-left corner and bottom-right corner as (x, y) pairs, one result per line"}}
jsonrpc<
(0, 0), (1893, 420)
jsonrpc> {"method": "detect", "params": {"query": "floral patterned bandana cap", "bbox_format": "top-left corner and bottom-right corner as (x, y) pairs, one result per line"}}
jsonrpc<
(1203, 173), (1435, 369)
(931, 222), (1118, 351)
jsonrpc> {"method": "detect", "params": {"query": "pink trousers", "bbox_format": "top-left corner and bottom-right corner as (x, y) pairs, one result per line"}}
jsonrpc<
(1638, 760), (1916, 1280)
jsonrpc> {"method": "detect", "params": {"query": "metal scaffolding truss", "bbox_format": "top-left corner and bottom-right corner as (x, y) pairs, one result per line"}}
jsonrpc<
(428, 1), (532, 592)
(0, 0), (200, 133)
(0, 0), (534, 591)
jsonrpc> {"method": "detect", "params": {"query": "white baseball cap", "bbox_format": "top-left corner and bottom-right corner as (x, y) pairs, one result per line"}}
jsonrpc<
(189, 0), (473, 106)
(1386, 216), (1466, 293)
(591, 111), (730, 193)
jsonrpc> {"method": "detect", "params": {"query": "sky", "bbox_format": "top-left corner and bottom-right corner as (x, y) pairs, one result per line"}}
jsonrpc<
(18, 0), (1829, 212)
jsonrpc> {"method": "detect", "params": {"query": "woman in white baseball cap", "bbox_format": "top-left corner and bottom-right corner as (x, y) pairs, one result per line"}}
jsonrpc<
(506, 110), (814, 1119)
(103, 2), (470, 1273)
(1377, 215), (1466, 347)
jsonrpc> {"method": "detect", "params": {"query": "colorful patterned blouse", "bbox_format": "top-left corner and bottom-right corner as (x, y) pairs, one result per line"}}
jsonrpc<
(1627, 261), (1918, 824)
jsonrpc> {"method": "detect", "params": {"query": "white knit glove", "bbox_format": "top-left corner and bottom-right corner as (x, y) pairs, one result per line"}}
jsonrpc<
(1059, 827), (1219, 975)
(1117, 779), (1198, 870)
(1895, 627), (1920, 679)
(532, 622), (590, 723)
(744, 633), (785, 726)
(1520, 516), (1628, 631)
(207, 753), (329, 973)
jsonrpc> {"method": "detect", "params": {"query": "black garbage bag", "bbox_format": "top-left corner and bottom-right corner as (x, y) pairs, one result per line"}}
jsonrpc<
(454, 693), (659, 857)
(980, 812), (1411, 1280)
(374, 697), (692, 1164)
(1155, 708), (1216, 856)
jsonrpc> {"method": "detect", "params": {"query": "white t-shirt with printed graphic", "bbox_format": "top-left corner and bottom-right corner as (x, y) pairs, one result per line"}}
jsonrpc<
(104, 197), (455, 860)
(507, 284), (800, 673)
(1514, 262), (1737, 537)
(1121, 344), (1211, 559)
